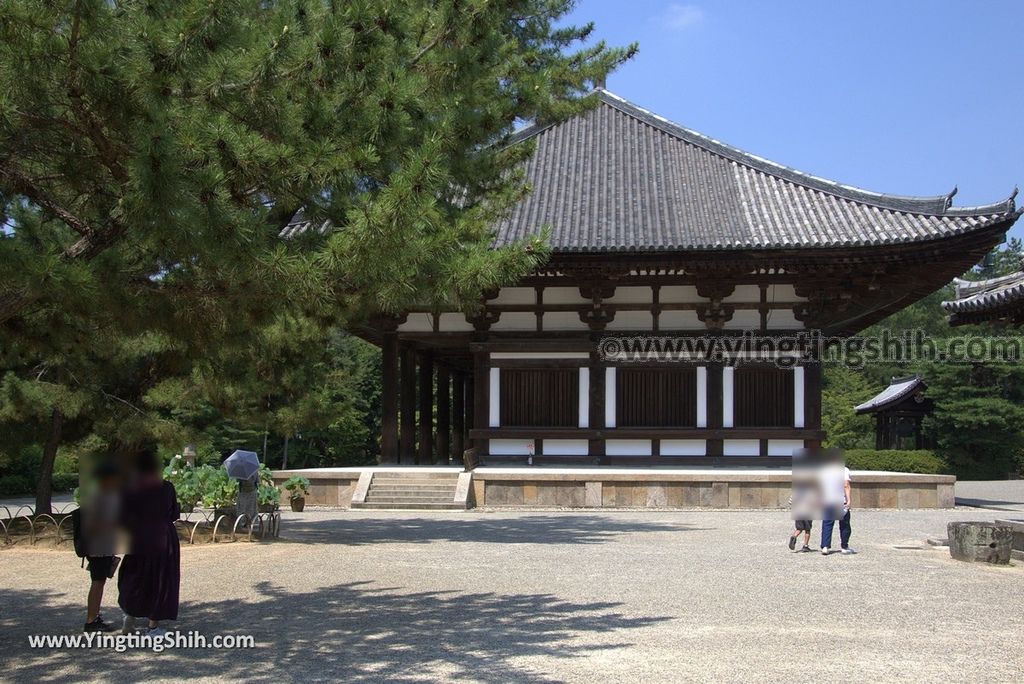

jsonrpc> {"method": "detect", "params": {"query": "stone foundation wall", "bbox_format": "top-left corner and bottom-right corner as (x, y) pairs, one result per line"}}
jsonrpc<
(272, 468), (956, 510)
(474, 473), (955, 510)
(273, 470), (360, 507)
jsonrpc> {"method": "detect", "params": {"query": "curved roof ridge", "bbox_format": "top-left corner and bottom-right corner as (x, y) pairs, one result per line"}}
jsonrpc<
(953, 270), (1024, 296)
(593, 89), (1017, 217)
(854, 375), (926, 414)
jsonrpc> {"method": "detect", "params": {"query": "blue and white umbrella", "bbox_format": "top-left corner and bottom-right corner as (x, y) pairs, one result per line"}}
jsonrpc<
(223, 450), (261, 481)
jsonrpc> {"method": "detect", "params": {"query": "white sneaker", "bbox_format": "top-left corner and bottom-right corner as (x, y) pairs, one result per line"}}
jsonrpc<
(841, 548), (856, 555)
(121, 615), (137, 635)
(821, 547), (830, 555)
(145, 627), (167, 638)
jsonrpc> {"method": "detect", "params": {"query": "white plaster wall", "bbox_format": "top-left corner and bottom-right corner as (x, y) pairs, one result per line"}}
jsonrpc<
(661, 440), (707, 456)
(542, 312), (589, 331)
(490, 439), (534, 456)
(606, 311), (654, 331)
(696, 366), (708, 428)
(724, 439), (760, 456)
(437, 313), (474, 332)
(723, 285), (761, 303)
(605, 286), (653, 304)
(766, 284), (802, 301)
(765, 308), (803, 330)
(491, 312), (536, 331)
(489, 368), (500, 427)
(659, 286), (702, 303)
(544, 287), (590, 305)
(605, 368), (617, 428)
(793, 366), (805, 428)
(722, 367), (735, 428)
(397, 313), (433, 332)
(722, 310), (761, 330)
(658, 311), (704, 330)
(768, 439), (804, 456)
(489, 287), (536, 305)
(491, 352), (589, 359)
(606, 439), (652, 456)
(543, 439), (589, 456)
(578, 368), (590, 428)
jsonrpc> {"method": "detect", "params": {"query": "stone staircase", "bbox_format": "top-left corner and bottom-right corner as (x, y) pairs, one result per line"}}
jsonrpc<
(351, 470), (468, 510)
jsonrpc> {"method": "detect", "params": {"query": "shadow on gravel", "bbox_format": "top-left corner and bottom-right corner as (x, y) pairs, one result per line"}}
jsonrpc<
(4, 581), (671, 683)
(280, 514), (706, 546)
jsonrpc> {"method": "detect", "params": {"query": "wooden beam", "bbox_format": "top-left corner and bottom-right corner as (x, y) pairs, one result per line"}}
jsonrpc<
(588, 350), (606, 461)
(803, 361), (823, 448)
(473, 350), (489, 454)
(706, 363), (724, 457)
(437, 365), (450, 464)
(400, 345), (417, 462)
(380, 332), (399, 463)
(418, 351), (434, 465)
(452, 372), (465, 462)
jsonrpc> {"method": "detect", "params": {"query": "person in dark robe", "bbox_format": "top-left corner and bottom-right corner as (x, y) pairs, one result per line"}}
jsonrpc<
(118, 449), (180, 634)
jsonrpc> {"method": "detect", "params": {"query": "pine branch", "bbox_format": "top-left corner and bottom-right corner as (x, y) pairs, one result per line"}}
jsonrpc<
(0, 165), (96, 239)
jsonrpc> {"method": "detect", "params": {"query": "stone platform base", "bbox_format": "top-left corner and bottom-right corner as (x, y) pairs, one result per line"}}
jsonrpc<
(274, 467), (955, 510)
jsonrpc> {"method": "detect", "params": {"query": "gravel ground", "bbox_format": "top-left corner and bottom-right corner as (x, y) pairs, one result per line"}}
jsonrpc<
(1, 508), (1021, 684)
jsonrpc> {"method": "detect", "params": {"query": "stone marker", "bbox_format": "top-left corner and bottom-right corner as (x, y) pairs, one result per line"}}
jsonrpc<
(947, 522), (1012, 565)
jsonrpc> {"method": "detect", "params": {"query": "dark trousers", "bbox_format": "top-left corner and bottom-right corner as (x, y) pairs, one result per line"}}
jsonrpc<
(821, 508), (851, 549)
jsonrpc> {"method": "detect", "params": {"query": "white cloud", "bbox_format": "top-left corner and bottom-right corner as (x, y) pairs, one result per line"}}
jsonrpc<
(662, 3), (705, 31)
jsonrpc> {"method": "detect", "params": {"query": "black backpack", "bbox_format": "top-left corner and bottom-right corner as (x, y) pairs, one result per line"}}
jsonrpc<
(71, 507), (87, 559)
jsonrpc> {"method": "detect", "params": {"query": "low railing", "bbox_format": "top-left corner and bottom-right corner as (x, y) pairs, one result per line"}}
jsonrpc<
(0, 503), (79, 547)
(1, 503), (280, 547)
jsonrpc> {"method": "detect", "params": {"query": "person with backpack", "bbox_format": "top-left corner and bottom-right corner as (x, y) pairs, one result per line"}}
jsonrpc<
(77, 461), (122, 633)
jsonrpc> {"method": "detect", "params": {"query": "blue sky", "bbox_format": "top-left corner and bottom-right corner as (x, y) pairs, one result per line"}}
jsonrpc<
(565, 1), (1024, 240)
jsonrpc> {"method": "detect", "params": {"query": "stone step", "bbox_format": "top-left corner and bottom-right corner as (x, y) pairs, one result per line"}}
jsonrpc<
(352, 501), (466, 510)
(365, 494), (456, 503)
(369, 485), (456, 493)
(371, 476), (459, 484)
(369, 471), (461, 480)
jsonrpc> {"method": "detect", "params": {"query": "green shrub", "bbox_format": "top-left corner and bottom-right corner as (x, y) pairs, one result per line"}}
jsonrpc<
(258, 482), (280, 507)
(282, 476), (310, 499)
(843, 449), (950, 474)
(51, 473), (78, 492)
(0, 474), (33, 496)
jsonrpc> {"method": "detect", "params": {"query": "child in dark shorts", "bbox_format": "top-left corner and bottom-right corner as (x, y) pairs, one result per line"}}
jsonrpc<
(82, 463), (121, 633)
(788, 482), (814, 552)
(789, 519), (813, 552)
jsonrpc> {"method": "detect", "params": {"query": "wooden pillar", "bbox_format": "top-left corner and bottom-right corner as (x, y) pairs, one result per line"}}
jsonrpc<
(465, 372), (475, 445)
(588, 351), (606, 462)
(803, 361), (823, 448)
(437, 365), (450, 464)
(874, 415), (885, 450)
(473, 350), (489, 454)
(452, 372), (465, 463)
(399, 345), (416, 463)
(380, 332), (399, 463)
(417, 351), (434, 465)
(706, 362), (724, 458)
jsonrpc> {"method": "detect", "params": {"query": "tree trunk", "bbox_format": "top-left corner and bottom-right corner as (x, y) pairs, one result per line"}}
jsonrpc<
(35, 407), (63, 515)
(282, 434), (289, 470)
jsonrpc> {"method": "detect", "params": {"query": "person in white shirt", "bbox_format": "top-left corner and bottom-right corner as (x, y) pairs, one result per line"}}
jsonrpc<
(818, 459), (855, 555)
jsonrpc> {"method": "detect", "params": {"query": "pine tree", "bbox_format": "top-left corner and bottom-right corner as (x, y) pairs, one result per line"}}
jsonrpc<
(0, 1), (636, 510)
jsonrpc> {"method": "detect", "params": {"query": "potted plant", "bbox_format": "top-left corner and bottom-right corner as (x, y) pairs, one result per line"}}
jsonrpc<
(283, 476), (310, 512)
(257, 482), (281, 512)
(201, 467), (240, 520)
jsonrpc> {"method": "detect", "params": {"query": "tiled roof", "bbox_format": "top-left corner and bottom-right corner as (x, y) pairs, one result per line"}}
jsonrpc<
(942, 271), (1024, 318)
(855, 376), (926, 414)
(282, 89), (1020, 252)
(493, 90), (1019, 252)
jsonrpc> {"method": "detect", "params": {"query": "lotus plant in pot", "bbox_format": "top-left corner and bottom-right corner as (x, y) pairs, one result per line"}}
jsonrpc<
(258, 483), (281, 513)
(283, 476), (310, 512)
